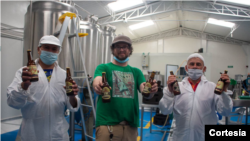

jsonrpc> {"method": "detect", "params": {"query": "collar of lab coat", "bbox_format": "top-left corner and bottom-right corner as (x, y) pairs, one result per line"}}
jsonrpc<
(182, 75), (208, 93)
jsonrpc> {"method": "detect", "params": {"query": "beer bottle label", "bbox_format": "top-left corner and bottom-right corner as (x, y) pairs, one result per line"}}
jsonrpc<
(66, 82), (73, 93)
(173, 82), (180, 92)
(102, 87), (111, 100)
(216, 81), (224, 89)
(142, 82), (152, 94)
(29, 65), (38, 78)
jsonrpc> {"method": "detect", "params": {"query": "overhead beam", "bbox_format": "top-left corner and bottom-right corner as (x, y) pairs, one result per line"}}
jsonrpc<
(142, 0), (148, 8)
(184, 1), (250, 18)
(150, 15), (162, 33)
(224, 24), (240, 39)
(213, 0), (217, 5)
(202, 14), (210, 33)
(176, 1), (183, 27)
(132, 28), (180, 43)
(132, 27), (249, 45)
(99, 1), (176, 24)
(123, 23), (140, 38)
(98, 1), (250, 25)
(95, 1), (115, 18)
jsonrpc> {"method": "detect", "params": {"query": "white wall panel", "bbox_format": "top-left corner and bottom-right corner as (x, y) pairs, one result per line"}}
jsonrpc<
(1, 37), (23, 119)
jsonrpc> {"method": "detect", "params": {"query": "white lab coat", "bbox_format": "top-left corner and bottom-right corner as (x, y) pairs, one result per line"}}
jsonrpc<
(7, 59), (80, 141)
(159, 75), (233, 141)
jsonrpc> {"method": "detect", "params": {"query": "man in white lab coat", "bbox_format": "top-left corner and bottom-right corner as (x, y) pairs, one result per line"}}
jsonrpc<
(7, 35), (80, 141)
(159, 53), (233, 141)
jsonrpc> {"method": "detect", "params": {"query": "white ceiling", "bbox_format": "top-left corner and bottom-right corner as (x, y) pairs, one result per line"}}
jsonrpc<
(73, 1), (250, 42)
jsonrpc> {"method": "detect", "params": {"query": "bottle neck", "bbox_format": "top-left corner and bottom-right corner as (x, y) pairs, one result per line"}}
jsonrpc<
(102, 74), (106, 83)
(67, 69), (71, 77)
(149, 73), (155, 80)
(28, 51), (32, 61)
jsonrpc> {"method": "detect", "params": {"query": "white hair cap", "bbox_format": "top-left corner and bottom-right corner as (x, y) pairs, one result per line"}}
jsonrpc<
(38, 35), (61, 47)
(38, 35), (62, 53)
(187, 53), (205, 65)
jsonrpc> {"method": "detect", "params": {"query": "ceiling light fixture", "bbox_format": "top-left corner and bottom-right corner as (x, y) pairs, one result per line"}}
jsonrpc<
(108, 0), (143, 11)
(208, 18), (235, 28)
(221, 0), (250, 6)
(129, 20), (154, 30)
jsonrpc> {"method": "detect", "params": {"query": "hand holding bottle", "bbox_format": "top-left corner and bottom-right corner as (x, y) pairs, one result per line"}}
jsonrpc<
(65, 68), (79, 96)
(21, 67), (39, 90)
(93, 79), (111, 95)
(220, 73), (230, 92)
(141, 79), (158, 93)
(168, 71), (181, 95)
(22, 50), (39, 90)
(167, 75), (176, 93)
(215, 70), (229, 94)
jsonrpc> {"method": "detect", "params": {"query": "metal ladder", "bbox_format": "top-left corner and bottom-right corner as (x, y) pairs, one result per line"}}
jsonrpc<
(57, 12), (96, 141)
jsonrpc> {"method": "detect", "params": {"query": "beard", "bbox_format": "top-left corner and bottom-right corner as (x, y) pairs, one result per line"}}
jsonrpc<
(114, 52), (129, 60)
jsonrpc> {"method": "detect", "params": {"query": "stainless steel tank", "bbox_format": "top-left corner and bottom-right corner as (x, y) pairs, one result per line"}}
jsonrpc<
(76, 15), (102, 77)
(23, 1), (76, 69)
(101, 25), (116, 64)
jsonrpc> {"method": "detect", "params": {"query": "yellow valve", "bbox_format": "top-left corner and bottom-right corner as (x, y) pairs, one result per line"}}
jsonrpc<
(58, 12), (76, 24)
(78, 33), (88, 37)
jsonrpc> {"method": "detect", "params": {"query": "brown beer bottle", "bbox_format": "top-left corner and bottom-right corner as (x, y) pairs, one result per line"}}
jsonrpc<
(170, 71), (181, 95)
(142, 71), (156, 98)
(27, 49), (38, 82)
(66, 67), (74, 96)
(101, 72), (111, 103)
(214, 70), (228, 95)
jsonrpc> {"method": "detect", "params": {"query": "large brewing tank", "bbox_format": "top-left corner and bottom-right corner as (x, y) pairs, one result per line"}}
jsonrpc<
(76, 15), (102, 78)
(101, 25), (116, 64)
(23, 1), (76, 70)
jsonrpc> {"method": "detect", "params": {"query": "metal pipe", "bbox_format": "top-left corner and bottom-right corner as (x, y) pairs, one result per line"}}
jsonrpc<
(150, 108), (152, 133)
(140, 106), (144, 141)
(81, 104), (93, 108)
(69, 112), (75, 141)
(245, 107), (248, 125)
(29, 0), (33, 53)
(1, 28), (24, 30)
(1, 35), (23, 40)
(109, 19), (250, 22)
(1, 31), (23, 37)
(100, 18), (250, 25)
(1, 33), (23, 40)
(74, 3), (92, 15)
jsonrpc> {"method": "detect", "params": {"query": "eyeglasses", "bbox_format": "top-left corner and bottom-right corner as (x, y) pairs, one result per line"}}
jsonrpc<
(41, 45), (59, 53)
(114, 45), (129, 50)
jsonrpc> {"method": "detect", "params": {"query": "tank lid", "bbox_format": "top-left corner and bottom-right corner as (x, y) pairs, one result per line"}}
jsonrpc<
(84, 15), (99, 24)
(104, 24), (116, 32)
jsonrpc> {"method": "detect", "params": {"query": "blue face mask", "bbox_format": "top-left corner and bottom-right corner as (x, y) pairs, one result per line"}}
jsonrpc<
(40, 50), (58, 65)
(113, 56), (129, 63)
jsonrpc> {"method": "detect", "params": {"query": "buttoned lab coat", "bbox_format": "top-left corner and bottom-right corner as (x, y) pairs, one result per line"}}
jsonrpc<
(159, 75), (233, 141)
(7, 59), (80, 141)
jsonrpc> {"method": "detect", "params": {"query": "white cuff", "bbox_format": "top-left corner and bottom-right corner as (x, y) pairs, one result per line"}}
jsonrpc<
(17, 83), (31, 99)
(163, 87), (175, 98)
(67, 96), (80, 112)
(222, 90), (233, 95)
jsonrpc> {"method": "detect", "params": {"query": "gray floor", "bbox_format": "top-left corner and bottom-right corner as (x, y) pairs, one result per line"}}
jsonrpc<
(1, 118), (22, 134)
